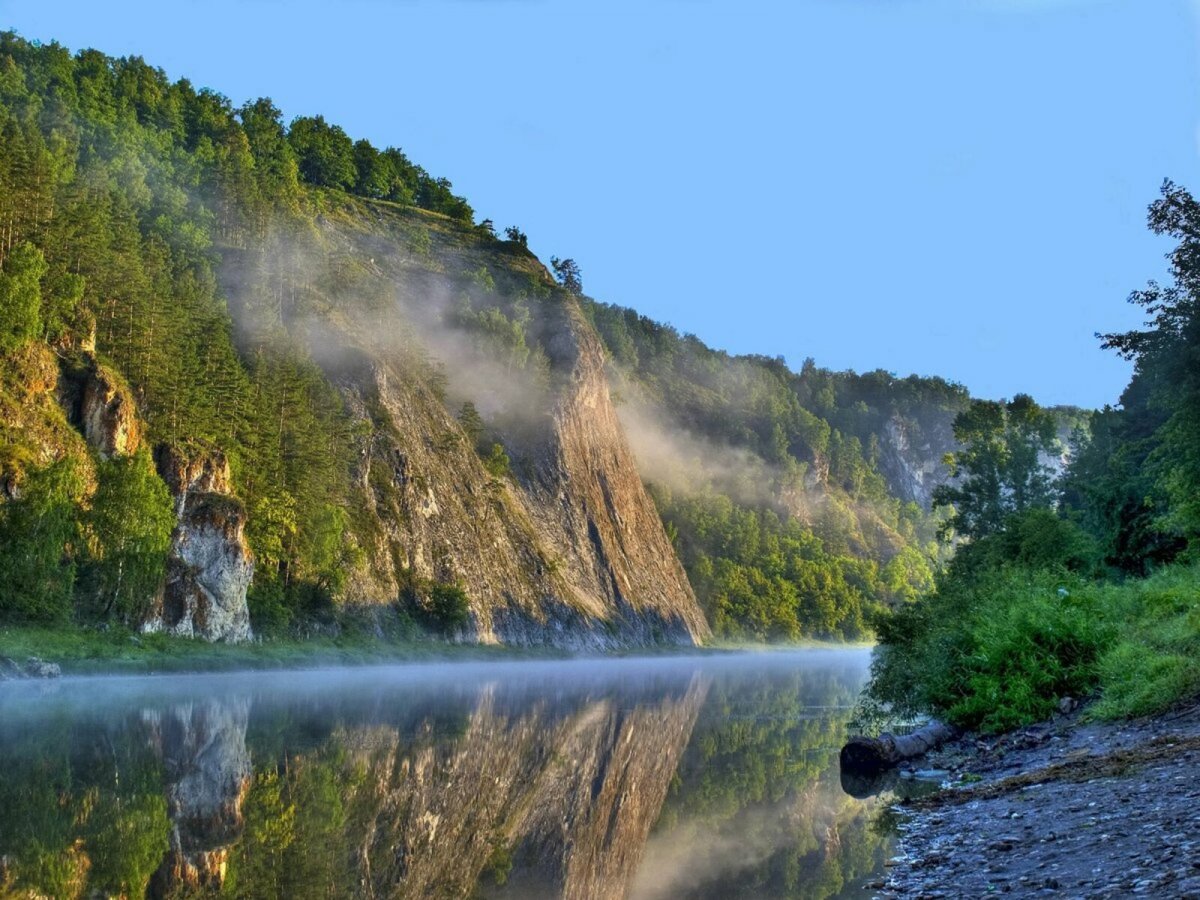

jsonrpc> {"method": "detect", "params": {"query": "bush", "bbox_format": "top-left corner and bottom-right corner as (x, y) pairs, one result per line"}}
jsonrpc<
(1091, 564), (1200, 718)
(870, 560), (1200, 732)
(401, 575), (471, 637)
(870, 568), (1114, 732)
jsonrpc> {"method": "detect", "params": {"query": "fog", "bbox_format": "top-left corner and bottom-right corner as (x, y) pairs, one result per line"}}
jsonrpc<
(0, 649), (872, 720)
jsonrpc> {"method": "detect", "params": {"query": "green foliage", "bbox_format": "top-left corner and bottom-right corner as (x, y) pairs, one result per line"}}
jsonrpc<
(550, 255), (582, 294)
(0, 458), (87, 623)
(400, 573), (471, 637)
(1090, 563), (1200, 719)
(653, 484), (914, 641)
(482, 443), (511, 479)
(871, 567), (1113, 732)
(945, 507), (1098, 582)
(81, 447), (175, 622)
(0, 240), (46, 350)
(288, 114), (356, 190)
(933, 394), (1060, 541)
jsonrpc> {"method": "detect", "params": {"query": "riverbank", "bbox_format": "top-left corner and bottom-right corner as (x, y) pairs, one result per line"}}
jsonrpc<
(0, 625), (857, 677)
(0, 625), (572, 676)
(876, 700), (1200, 897)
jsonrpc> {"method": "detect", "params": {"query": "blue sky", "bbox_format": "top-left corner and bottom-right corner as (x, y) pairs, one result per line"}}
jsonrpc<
(2, 0), (1197, 407)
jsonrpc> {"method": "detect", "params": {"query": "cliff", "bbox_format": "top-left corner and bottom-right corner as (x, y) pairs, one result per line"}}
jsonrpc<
(216, 196), (710, 648)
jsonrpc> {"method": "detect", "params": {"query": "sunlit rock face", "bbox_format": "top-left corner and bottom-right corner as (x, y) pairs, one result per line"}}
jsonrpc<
(252, 207), (710, 651)
(144, 446), (253, 642)
(146, 698), (252, 898)
(77, 357), (143, 460)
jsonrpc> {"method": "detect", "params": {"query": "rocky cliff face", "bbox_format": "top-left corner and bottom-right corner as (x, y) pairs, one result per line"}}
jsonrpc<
(875, 413), (958, 509)
(300, 205), (710, 649)
(143, 447), (254, 643)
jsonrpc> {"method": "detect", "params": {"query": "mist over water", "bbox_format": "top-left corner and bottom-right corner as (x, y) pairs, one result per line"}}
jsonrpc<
(0, 651), (890, 898)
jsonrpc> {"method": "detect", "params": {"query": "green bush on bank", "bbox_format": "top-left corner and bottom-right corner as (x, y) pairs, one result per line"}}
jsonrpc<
(869, 561), (1200, 732)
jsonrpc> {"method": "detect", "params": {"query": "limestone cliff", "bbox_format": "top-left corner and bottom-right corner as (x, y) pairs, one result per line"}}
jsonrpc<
(144, 447), (254, 643)
(261, 200), (710, 648)
(875, 413), (958, 509)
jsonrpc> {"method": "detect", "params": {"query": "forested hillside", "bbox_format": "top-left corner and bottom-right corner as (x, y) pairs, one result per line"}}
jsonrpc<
(0, 31), (1068, 646)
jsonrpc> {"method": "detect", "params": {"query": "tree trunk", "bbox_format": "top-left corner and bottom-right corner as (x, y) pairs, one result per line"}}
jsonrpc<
(840, 721), (957, 775)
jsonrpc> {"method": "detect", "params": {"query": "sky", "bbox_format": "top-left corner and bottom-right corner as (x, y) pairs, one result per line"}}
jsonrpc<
(2, 0), (1198, 408)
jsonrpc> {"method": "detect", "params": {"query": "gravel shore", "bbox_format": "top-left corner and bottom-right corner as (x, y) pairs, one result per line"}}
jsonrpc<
(873, 702), (1200, 898)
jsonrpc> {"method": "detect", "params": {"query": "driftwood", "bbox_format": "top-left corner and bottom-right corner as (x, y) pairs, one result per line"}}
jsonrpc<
(840, 721), (957, 775)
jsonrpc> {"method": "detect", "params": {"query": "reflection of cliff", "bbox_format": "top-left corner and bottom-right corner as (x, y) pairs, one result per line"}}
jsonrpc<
(332, 676), (708, 899)
(495, 677), (707, 900)
(146, 698), (253, 897)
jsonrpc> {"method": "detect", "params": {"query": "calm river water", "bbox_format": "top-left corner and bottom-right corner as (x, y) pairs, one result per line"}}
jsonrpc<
(0, 650), (892, 898)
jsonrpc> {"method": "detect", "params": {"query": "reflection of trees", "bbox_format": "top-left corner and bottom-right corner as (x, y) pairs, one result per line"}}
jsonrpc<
(0, 705), (169, 898)
(632, 666), (890, 899)
(0, 661), (879, 900)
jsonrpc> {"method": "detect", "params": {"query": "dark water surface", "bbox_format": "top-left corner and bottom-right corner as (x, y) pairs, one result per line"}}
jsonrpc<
(0, 650), (891, 898)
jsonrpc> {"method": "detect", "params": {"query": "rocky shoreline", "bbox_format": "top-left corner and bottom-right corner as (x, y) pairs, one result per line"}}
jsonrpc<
(0, 656), (62, 679)
(874, 701), (1200, 898)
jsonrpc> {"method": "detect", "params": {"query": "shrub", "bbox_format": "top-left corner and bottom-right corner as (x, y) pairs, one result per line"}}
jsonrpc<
(870, 567), (1114, 732)
(401, 574), (471, 637)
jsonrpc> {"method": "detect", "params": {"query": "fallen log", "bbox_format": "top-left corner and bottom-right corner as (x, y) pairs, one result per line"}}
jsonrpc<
(840, 720), (957, 775)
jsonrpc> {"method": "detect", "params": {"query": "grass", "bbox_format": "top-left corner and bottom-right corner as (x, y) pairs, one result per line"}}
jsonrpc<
(1091, 564), (1200, 719)
(0, 624), (568, 676)
(0, 624), (823, 677)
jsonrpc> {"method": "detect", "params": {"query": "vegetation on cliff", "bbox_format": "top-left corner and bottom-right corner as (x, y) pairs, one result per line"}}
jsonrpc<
(868, 181), (1200, 731)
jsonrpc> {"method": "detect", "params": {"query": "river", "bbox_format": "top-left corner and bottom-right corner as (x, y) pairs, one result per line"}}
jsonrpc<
(0, 649), (891, 898)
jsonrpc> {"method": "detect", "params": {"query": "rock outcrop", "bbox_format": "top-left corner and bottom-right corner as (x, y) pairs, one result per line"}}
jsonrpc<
(143, 446), (253, 643)
(57, 354), (143, 460)
(876, 414), (957, 509)
(340, 303), (709, 649)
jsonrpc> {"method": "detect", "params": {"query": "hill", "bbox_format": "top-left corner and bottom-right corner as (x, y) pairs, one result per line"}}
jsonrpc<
(0, 32), (1079, 646)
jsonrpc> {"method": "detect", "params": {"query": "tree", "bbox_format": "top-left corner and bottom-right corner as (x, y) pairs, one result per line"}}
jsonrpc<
(239, 97), (301, 211)
(457, 401), (485, 448)
(933, 395), (1059, 541)
(1099, 179), (1200, 543)
(287, 115), (355, 190)
(0, 241), (47, 351)
(351, 138), (389, 199)
(550, 256), (582, 294)
(83, 449), (175, 622)
(503, 225), (527, 247)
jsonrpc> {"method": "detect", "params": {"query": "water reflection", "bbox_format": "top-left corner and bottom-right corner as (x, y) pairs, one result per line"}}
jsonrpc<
(0, 652), (887, 898)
